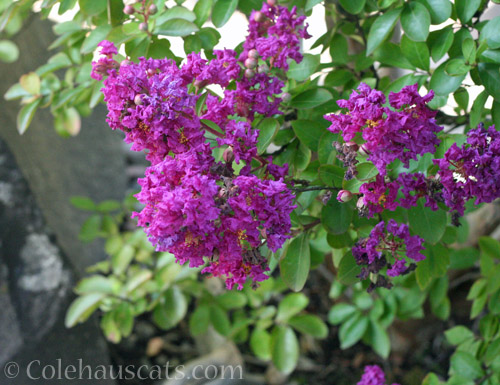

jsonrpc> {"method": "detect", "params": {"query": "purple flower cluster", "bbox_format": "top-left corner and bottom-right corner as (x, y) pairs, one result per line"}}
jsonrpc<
(353, 220), (425, 290)
(324, 83), (442, 175)
(242, 2), (310, 70)
(91, 1), (308, 289)
(434, 124), (500, 217)
(357, 365), (400, 385)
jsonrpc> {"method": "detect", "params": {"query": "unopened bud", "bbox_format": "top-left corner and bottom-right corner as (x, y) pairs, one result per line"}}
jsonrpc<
(134, 94), (144, 105)
(148, 4), (157, 14)
(123, 5), (135, 14)
(345, 141), (359, 152)
(281, 92), (291, 103)
(245, 69), (255, 78)
(244, 57), (257, 69)
(359, 143), (370, 156)
(254, 11), (265, 22)
(267, 0), (277, 6)
(139, 22), (148, 32)
(337, 190), (353, 203)
(257, 63), (269, 74)
(223, 146), (235, 163)
(356, 196), (366, 210)
(147, 68), (156, 76)
(120, 59), (132, 67)
(248, 49), (259, 59)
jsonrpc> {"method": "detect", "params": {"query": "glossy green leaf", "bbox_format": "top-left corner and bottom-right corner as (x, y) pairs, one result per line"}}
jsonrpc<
(322, 198), (352, 234)
(156, 18), (199, 37)
(445, 326), (475, 345)
(328, 303), (358, 324)
(212, 0), (238, 28)
(445, 58), (471, 76)
(70, 196), (97, 211)
(291, 120), (326, 151)
(153, 286), (188, 330)
(339, 0), (366, 14)
(257, 117), (279, 154)
(429, 27), (454, 62)
(401, 34), (430, 70)
(250, 328), (272, 360)
(280, 234), (311, 292)
(401, 2), (430, 42)
(339, 312), (369, 349)
(65, 293), (105, 327)
(408, 200), (447, 244)
(75, 275), (121, 295)
(478, 63), (500, 100)
(194, 0), (214, 26)
(78, 0), (107, 16)
(276, 293), (309, 322)
(0, 39), (19, 63)
(455, 0), (481, 24)
(290, 88), (333, 109)
(449, 351), (484, 380)
(155, 6), (196, 24)
(429, 61), (466, 95)
(338, 251), (362, 285)
(189, 305), (210, 336)
(367, 320), (390, 358)
(480, 17), (500, 49)
(81, 24), (112, 54)
(373, 42), (415, 70)
(288, 53), (320, 82)
(417, 0), (452, 24)
(462, 38), (476, 64)
(366, 8), (402, 55)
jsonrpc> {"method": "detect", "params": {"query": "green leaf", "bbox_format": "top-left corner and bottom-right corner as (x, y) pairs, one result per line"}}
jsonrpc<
(480, 17), (500, 49)
(306, 0), (323, 11)
(112, 244), (135, 274)
(280, 234), (311, 292)
(114, 302), (134, 338)
(194, 0), (213, 26)
(271, 326), (299, 375)
(210, 304), (231, 336)
(417, 0), (452, 24)
(339, 312), (369, 349)
(81, 24), (112, 54)
(462, 38), (476, 64)
(54, 107), (81, 137)
(445, 58), (471, 76)
(373, 42), (416, 70)
(155, 5), (196, 24)
(291, 120), (326, 151)
(338, 251), (362, 285)
(70, 196), (96, 211)
(429, 27), (454, 62)
(294, 142), (311, 171)
(422, 373), (442, 385)
(288, 314), (328, 339)
(20, 72), (41, 95)
(257, 117), (279, 154)
(367, 320), (390, 358)
(479, 314), (499, 341)
(319, 165), (344, 187)
(216, 291), (247, 309)
(153, 286), (188, 330)
(65, 293), (105, 327)
(455, 0), (481, 24)
(17, 99), (41, 135)
(78, 0), (107, 16)
(189, 305), (210, 336)
(276, 293), (309, 322)
(75, 275), (121, 295)
(478, 63), (500, 100)
(339, 0), (366, 14)
(97, 200), (121, 212)
(416, 243), (450, 289)
(250, 328), (272, 360)
(429, 61), (466, 95)
(156, 18), (199, 37)
(0, 39), (18, 63)
(212, 0), (238, 28)
(4, 83), (31, 101)
(401, 35), (430, 70)
(288, 53), (320, 82)
(322, 198), (352, 235)
(290, 88), (333, 109)
(366, 8), (402, 55)
(328, 303), (358, 325)
(445, 326), (475, 345)
(408, 200), (447, 244)
(449, 351), (484, 380)
(401, 2), (431, 42)
(356, 162), (378, 181)
(469, 90), (487, 129)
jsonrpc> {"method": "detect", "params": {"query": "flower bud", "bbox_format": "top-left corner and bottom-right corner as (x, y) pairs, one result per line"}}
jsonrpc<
(139, 22), (148, 32)
(147, 68), (156, 76)
(257, 63), (269, 74)
(223, 146), (235, 163)
(359, 143), (370, 156)
(148, 4), (157, 14)
(123, 5), (135, 15)
(134, 94), (144, 105)
(245, 69), (255, 79)
(267, 0), (277, 6)
(337, 190), (353, 203)
(254, 11), (265, 22)
(356, 196), (366, 210)
(280, 92), (291, 103)
(120, 59), (132, 67)
(244, 57), (257, 69)
(345, 141), (359, 152)
(248, 49), (259, 59)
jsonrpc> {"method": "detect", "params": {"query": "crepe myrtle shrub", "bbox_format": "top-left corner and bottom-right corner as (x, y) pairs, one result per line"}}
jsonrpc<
(4, 0), (500, 382)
